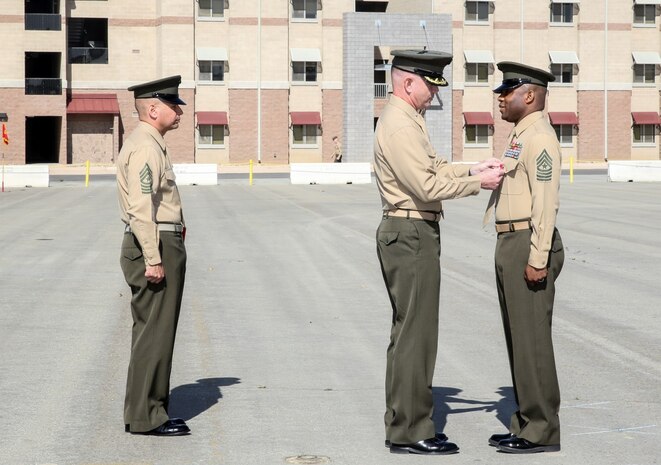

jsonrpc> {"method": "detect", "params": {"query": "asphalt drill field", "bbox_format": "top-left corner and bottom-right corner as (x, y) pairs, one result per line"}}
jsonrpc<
(1, 171), (660, 465)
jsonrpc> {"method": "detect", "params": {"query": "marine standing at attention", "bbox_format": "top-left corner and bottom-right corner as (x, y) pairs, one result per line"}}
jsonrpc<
(374, 49), (505, 455)
(117, 75), (190, 436)
(485, 61), (565, 454)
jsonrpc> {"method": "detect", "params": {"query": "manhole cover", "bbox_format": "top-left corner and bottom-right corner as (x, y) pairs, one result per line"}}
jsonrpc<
(284, 455), (331, 464)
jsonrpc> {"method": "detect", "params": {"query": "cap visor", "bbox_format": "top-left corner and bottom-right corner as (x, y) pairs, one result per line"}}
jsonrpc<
(493, 83), (517, 94)
(158, 95), (187, 105)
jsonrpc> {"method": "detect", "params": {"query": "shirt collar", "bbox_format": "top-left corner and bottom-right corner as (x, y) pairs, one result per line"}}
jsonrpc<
(138, 120), (167, 152)
(513, 111), (544, 138)
(389, 95), (426, 126)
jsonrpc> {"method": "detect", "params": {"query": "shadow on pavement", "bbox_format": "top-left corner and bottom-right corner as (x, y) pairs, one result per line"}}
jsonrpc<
(432, 385), (516, 431)
(169, 377), (241, 421)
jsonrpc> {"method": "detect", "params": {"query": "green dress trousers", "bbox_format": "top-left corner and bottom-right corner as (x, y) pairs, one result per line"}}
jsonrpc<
(120, 230), (187, 432)
(377, 217), (441, 444)
(495, 228), (564, 445)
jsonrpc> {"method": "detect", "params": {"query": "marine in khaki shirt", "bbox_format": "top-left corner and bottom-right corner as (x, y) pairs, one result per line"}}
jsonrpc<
(374, 49), (504, 456)
(117, 120), (184, 266)
(117, 75), (191, 437)
(374, 95), (483, 214)
(486, 62), (565, 454)
(493, 111), (561, 269)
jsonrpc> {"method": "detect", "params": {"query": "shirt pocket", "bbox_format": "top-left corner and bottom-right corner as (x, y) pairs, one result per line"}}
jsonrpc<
(164, 168), (176, 185)
(501, 158), (526, 196)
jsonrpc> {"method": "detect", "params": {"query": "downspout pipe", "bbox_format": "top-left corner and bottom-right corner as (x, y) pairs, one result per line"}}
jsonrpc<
(603, 0), (608, 162)
(257, 0), (262, 163)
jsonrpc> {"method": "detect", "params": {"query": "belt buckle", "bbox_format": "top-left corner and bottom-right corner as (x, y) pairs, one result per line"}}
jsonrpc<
(508, 222), (515, 232)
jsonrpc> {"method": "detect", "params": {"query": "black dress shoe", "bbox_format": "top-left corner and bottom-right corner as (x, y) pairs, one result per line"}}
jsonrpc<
(497, 437), (560, 454)
(390, 437), (459, 455)
(488, 432), (516, 447)
(385, 432), (448, 448)
(126, 419), (191, 436)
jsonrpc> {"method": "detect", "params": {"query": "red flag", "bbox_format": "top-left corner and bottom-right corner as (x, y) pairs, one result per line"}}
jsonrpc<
(2, 123), (7, 145)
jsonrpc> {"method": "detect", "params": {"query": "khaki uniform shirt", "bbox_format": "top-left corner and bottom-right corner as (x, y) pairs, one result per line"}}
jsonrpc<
(494, 111), (561, 268)
(374, 95), (481, 213)
(117, 121), (184, 266)
(333, 145), (342, 162)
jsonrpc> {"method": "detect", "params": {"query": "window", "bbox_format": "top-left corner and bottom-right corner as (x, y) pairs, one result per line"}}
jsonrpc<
(67, 18), (108, 64)
(465, 1), (489, 22)
(634, 64), (655, 84)
(292, 61), (317, 82)
(198, 124), (225, 145)
(553, 125), (573, 145)
(199, 0), (224, 19)
(293, 125), (318, 145)
(550, 3), (573, 24)
(465, 125), (489, 145)
(633, 124), (656, 144)
(466, 63), (489, 83)
(551, 63), (573, 83)
(633, 5), (656, 25)
(199, 61), (225, 82)
(292, 0), (317, 19)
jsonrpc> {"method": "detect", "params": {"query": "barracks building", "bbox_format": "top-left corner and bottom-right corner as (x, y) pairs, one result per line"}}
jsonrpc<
(0, 0), (659, 166)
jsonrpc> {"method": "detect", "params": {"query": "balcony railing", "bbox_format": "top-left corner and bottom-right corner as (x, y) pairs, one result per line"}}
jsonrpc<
(25, 78), (62, 95)
(69, 47), (108, 64)
(374, 83), (389, 99)
(25, 13), (62, 31)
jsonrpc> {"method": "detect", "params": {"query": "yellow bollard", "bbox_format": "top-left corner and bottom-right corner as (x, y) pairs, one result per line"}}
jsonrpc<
(249, 159), (253, 186)
(569, 156), (574, 184)
(85, 160), (90, 187)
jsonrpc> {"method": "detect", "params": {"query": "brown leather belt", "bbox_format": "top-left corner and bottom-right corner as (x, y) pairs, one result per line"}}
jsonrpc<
(383, 209), (442, 222)
(495, 219), (532, 233)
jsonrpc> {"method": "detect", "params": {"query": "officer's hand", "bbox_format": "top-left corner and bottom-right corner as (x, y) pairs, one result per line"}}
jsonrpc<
(477, 166), (504, 190)
(524, 265), (547, 285)
(145, 263), (165, 284)
(470, 158), (503, 175)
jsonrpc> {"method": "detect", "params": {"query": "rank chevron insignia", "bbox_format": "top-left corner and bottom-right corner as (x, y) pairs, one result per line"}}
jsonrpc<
(140, 164), (153, 194)
(536, 150), (553, 182)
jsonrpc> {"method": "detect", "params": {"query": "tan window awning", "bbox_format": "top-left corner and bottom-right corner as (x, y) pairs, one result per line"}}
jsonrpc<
(632, 112), (661, 125)
(463, 112), (494, 125)
(632, 52), (661, 65)
(549, 51), (580, 64)
(549, 112), (579, 125)
(67, 94), (120, 114)
(196, 47), (228, 61)
(290, 112), (321, 125)
(196, 111), (228, 125)
(290, 48), (321, 62)
(464, 50), (495, 63)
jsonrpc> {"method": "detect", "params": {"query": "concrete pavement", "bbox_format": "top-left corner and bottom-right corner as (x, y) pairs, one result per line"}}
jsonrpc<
(0, 172), (660, 465)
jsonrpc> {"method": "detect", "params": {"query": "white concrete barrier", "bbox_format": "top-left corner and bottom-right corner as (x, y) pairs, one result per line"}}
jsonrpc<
(1, 165), (50, 188)
(173, 163), (218, 185)
(608, 160), (661, 182)
(290, 163), (372, 185)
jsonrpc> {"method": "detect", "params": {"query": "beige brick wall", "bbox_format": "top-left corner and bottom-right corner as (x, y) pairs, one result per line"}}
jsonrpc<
(261, 89), (289, 163)
(577, 91), (605, 161)
(606, 91), (633, 161)
(0, 89), (27, 164)
(322, 89), (342, 163)
(67, 115), (115, 164)
(452, 89), (464, 162)
(228, 89), (257, 162)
